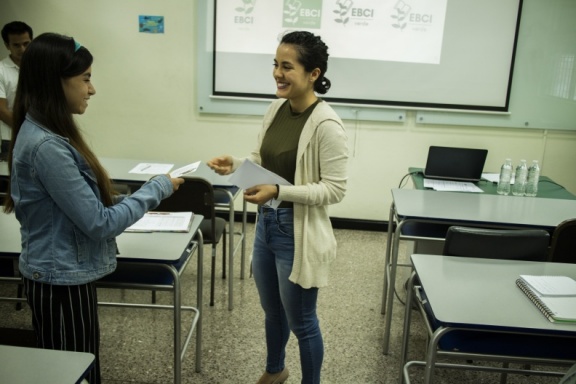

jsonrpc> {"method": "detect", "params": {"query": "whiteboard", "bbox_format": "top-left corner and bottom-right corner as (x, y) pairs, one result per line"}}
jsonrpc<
(212, 0), (521, 112)
(197, 0), (576, 129)
(417, 0), (576, 130)
(196, 0), (404, 122)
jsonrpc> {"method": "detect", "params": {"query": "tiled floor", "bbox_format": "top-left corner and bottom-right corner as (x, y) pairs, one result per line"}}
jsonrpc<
(0, 223), (570, 383)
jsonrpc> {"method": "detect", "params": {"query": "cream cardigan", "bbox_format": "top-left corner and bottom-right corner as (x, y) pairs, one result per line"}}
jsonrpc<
(231, 99), (348, 288)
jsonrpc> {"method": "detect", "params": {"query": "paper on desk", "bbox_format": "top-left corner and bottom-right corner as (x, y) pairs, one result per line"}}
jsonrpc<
(423, 178), (484, 193)
(170, 161), (201, 178)
(130, 163), (174, 175)
(228, 159), (292, 209)
(125, 211), (194, 232)
(482, 172), (516, 184)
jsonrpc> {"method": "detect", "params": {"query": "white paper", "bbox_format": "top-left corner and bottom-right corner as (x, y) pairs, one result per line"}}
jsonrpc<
(170, 161), (201, 178)
(482, 172), (516, 184)
(482, 173), (500, 183)
(228, 159), (292, 209)
(129, 163), (174, 175)
(423, 178), (484, 193)
(125, 212), (193, 233)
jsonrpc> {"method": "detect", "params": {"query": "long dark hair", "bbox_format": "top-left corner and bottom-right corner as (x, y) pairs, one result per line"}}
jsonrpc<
(280, 31), (331, 94)
(3, 33), (115, 213)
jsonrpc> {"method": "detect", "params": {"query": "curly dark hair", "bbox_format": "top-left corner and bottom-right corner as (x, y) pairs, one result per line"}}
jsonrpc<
(280, 31), (331, 94)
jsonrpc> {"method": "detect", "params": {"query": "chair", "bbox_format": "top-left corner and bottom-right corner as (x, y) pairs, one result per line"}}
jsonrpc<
(212, 186), (248, 310)
(402, 226), (576, 383)
(154, 176), (226, 306)
(548, 218), (576, 263)
(0, 257), (25, 311)
(0, 177), (8, 200)
(443, 225), (551, 261)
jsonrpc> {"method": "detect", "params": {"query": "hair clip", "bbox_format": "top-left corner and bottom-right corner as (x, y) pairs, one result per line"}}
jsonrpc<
(74, 40), (82, 52)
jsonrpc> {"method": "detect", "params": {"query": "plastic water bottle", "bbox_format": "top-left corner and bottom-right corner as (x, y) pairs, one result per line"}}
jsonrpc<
(525, 160), (540, 197)
(496, 158), (513, 195)
(512, 159), (528, 196)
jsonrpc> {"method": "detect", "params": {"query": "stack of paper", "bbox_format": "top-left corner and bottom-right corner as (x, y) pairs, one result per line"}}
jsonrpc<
(228, 159), (292, 209)
(125, 212), (194, 233)
(423, 178), (484, 193)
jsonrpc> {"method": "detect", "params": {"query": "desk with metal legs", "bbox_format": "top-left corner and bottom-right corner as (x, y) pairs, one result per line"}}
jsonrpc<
(100, 157), (247, 310)
(400, 254), (576, 383)
(0, 345), (95, 384)
(0, 213), (204, 384)
(382, 188), (576, 354)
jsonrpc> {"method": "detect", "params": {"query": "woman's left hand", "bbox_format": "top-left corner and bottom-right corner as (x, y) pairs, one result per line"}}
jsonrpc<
(243, 184), (277, 205)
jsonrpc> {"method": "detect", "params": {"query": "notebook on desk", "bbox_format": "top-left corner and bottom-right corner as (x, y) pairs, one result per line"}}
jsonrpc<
(516, 275), (576, 324)
(423, 146), (488, 182)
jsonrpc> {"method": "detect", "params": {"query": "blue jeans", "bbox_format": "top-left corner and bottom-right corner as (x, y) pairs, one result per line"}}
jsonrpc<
(252, 207), (323, 384)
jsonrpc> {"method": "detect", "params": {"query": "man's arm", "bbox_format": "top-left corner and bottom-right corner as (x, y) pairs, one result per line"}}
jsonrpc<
(0, 98), (12, 127)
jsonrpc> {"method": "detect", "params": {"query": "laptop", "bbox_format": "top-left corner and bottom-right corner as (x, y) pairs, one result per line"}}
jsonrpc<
(423, 146), (488, 182)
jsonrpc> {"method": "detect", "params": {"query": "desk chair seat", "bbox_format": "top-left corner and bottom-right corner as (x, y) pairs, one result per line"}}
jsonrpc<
(548, 218), (576, 263)
(154, 177), (227, 307)
(405, 226), (574, 384)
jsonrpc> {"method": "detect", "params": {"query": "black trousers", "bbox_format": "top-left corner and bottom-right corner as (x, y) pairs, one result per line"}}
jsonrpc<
(23, 277), (101, 384)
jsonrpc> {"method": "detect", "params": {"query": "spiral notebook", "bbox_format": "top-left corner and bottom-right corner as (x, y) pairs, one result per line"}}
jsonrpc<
(516, 275), (576, 324)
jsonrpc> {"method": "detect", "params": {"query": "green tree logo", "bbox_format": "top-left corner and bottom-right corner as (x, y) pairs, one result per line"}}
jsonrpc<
(235, 0), (256, 15)
(284, 0), (302, 24)
(334, 0), (353, 26)
(392, 0), (411, 31)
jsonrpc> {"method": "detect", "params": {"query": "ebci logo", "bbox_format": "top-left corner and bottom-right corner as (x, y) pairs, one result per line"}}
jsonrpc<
(234, 0), (256, 24)
(334, 0), (375, 27)
(283, 0), (322, 28)
(392, 0), (433, 31)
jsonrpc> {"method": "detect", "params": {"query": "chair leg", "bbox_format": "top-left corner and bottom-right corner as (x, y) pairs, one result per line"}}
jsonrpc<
(222, 230), (227, 279)
(210, 246), (216, 306)
(16, 283), (23, 310)
(499, 362), (509, 384)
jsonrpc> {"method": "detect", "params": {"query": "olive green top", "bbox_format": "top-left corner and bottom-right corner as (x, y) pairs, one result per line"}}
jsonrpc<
(260, 99), (320, 208)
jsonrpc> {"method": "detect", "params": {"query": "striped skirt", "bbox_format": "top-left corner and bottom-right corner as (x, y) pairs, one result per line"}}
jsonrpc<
(23, 277), (101, 384)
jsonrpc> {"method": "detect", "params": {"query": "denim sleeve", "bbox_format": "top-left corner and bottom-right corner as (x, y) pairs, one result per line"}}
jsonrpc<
(33, 139), (173, 240)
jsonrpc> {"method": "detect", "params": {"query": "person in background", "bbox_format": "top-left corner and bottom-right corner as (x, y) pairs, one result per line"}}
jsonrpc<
(0, 21), (33, 161)
(2, 32), (184, 384)
(208, 31), (348, 384)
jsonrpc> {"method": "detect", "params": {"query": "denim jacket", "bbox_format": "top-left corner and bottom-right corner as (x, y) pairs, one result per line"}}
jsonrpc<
(11, 115), (174, 285)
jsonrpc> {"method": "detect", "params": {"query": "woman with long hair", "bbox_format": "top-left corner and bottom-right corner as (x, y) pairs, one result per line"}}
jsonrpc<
(3, 33), (183, 383)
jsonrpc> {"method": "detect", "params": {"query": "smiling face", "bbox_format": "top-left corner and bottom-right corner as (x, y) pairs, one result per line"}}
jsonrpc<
(61, 66), (96, 114)
(273, 43), (320, 113)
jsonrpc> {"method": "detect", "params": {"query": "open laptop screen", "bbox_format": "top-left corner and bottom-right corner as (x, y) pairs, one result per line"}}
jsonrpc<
(423, 146), (488, 182)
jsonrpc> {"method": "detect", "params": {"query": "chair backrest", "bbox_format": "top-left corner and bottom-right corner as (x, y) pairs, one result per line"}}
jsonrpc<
(0, 178), (8, 200)
(153, 177), (217, 231)
(443, 226), (550, 261)
(548, 218), (576, 263)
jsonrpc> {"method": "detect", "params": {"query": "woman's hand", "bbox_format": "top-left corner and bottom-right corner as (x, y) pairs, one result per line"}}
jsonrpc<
(207, 155), (233, 175)
(243, 184), (278, 205)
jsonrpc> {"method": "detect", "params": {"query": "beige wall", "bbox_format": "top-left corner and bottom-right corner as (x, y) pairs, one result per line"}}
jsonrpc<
(2, 0), (575, 221)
